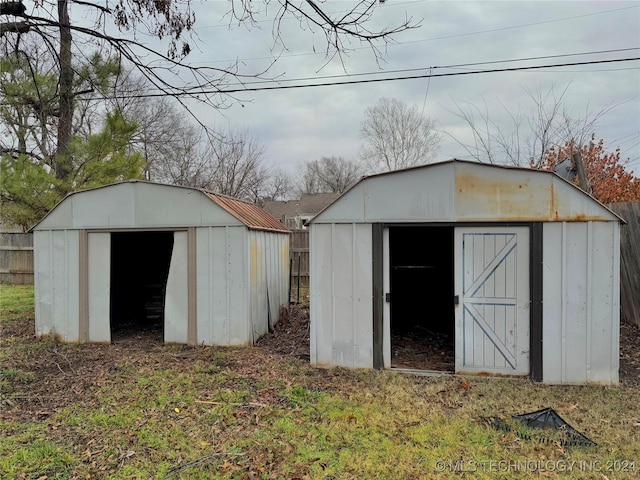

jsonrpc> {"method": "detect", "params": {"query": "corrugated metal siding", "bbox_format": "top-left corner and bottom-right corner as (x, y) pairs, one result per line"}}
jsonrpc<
(195, 226), (249, 345)
(34, 230), (80, 341)
(542, 221), (619, 384)
(248, 230), (290, 342)
(310, 223), (373, 368)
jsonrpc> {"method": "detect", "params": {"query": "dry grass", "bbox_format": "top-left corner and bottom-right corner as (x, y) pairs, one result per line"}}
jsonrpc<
(1, 286), (639, 479)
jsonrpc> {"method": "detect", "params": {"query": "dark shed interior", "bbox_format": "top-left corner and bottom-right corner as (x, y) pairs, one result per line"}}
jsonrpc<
(389, 226), (455, 371)
(110, 231), (174, 340)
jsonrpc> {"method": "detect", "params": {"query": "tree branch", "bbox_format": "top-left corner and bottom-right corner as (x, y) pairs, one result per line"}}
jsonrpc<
(1, 21), (30, 35)
(70, 0), (111, 14)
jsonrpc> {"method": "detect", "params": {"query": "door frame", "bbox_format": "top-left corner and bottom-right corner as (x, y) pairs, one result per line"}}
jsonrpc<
(372, 222), (543, 380)
(78, 227), (198, 345)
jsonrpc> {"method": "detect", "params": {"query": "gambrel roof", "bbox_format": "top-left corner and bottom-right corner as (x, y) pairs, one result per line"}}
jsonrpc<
(311, 160), (622, 224)
(32, 180), (290, 233)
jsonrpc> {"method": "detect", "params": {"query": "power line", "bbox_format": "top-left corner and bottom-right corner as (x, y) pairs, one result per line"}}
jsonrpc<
(183, 47), (639, 88)
(117, 57), (639, 99)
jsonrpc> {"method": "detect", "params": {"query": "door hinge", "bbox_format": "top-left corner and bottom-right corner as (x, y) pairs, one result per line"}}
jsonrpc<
(454, 295), (460, 306)
(385, 292), (391, 303)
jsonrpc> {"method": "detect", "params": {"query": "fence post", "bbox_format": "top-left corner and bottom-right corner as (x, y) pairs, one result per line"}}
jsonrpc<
(288, 258), (293, 305)
(297, 253), (301, 304)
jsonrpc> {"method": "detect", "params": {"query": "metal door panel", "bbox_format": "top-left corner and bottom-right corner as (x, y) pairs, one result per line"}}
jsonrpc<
(165, 231), (189, 343)
(88, 232), (111, 342)
(455, 227), (529, 375)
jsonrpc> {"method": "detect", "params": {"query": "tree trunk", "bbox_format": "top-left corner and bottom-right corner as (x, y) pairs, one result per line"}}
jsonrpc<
(572, 151), (592, 195)
(56, 0), (73, 181)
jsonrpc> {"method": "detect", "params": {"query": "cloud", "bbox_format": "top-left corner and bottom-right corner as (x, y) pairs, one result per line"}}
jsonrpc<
(181, 1), (639, 174)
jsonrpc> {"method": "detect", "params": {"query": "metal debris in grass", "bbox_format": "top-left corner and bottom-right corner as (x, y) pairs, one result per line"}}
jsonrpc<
(483, 407), (597, 447)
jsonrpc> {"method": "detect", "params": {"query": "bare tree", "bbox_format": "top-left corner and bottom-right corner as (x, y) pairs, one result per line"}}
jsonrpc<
(205, 130), (268, 201)
(108, 73), (205, 182)
(101, 71), (295, 202)
(153, 127), (276, 202)
(360, 97), (440, 174)
(297, 156), (363, 194)
(260, 168), (294, 203)
(1, 1), (417, 184)
(446, 84), (620, 167)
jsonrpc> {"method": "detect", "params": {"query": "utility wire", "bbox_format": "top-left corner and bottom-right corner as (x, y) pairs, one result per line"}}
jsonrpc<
(182, 47), (639, 88)
(420, 67), (432, 116)
(113, 57), (639, 99)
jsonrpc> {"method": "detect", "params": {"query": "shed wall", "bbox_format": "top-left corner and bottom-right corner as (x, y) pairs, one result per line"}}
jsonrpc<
(542, 221), (620, 384)
(34, 230), (80, 340)
(310, 223), (373, 368)
(195, 226), (249, 345)
(248, 230), (290, 342)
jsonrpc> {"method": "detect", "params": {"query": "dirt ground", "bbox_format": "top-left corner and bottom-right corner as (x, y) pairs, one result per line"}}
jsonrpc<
(2, 306), (640, 423)
(390, 328), (455, 371)
(258, 307), (640, 386)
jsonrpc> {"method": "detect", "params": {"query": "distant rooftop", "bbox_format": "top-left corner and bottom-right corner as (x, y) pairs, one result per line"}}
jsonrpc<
(264, 192), (341, 218)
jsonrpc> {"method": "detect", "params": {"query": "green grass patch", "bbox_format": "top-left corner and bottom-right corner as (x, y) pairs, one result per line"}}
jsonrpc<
(0, 436), (74, 480)
(1, 289), (639, 479)
(0, 284), (34, 323)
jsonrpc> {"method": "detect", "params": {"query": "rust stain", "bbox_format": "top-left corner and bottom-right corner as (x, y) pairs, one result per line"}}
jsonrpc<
(456, 173), (531, 197)
(550, 181), (558, 221)
(456, 171), (613, 222)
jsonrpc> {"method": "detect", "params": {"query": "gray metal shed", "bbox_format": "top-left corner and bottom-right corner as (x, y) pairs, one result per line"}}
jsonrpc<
(309, 160), (622, 385)
(32, 180), (290, 346)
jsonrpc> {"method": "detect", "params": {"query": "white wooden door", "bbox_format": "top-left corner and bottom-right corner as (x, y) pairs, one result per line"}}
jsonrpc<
(454, 227), (530, 375)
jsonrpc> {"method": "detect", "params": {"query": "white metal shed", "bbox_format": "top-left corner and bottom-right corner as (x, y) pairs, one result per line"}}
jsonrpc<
(32, 180), (290, 346)
(309, 160), (622, 385)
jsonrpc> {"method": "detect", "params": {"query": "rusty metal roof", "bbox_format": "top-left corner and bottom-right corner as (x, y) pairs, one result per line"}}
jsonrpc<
(204, 191), (290, 233)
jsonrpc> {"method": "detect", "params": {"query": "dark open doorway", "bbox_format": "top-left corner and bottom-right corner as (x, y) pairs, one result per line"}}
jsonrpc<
(110, 231), (174, 341)
(389, 226), (454, 371)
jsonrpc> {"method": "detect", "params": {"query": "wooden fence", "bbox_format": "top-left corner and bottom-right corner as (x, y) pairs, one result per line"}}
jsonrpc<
(609, 202), (640, 327)
(289, 230), (309, 303)
(0, 232), (34, 285)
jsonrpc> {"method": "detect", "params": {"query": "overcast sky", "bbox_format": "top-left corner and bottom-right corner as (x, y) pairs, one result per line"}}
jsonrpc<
(165, 0), (638, 177)
(23, 0), (635, 178)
